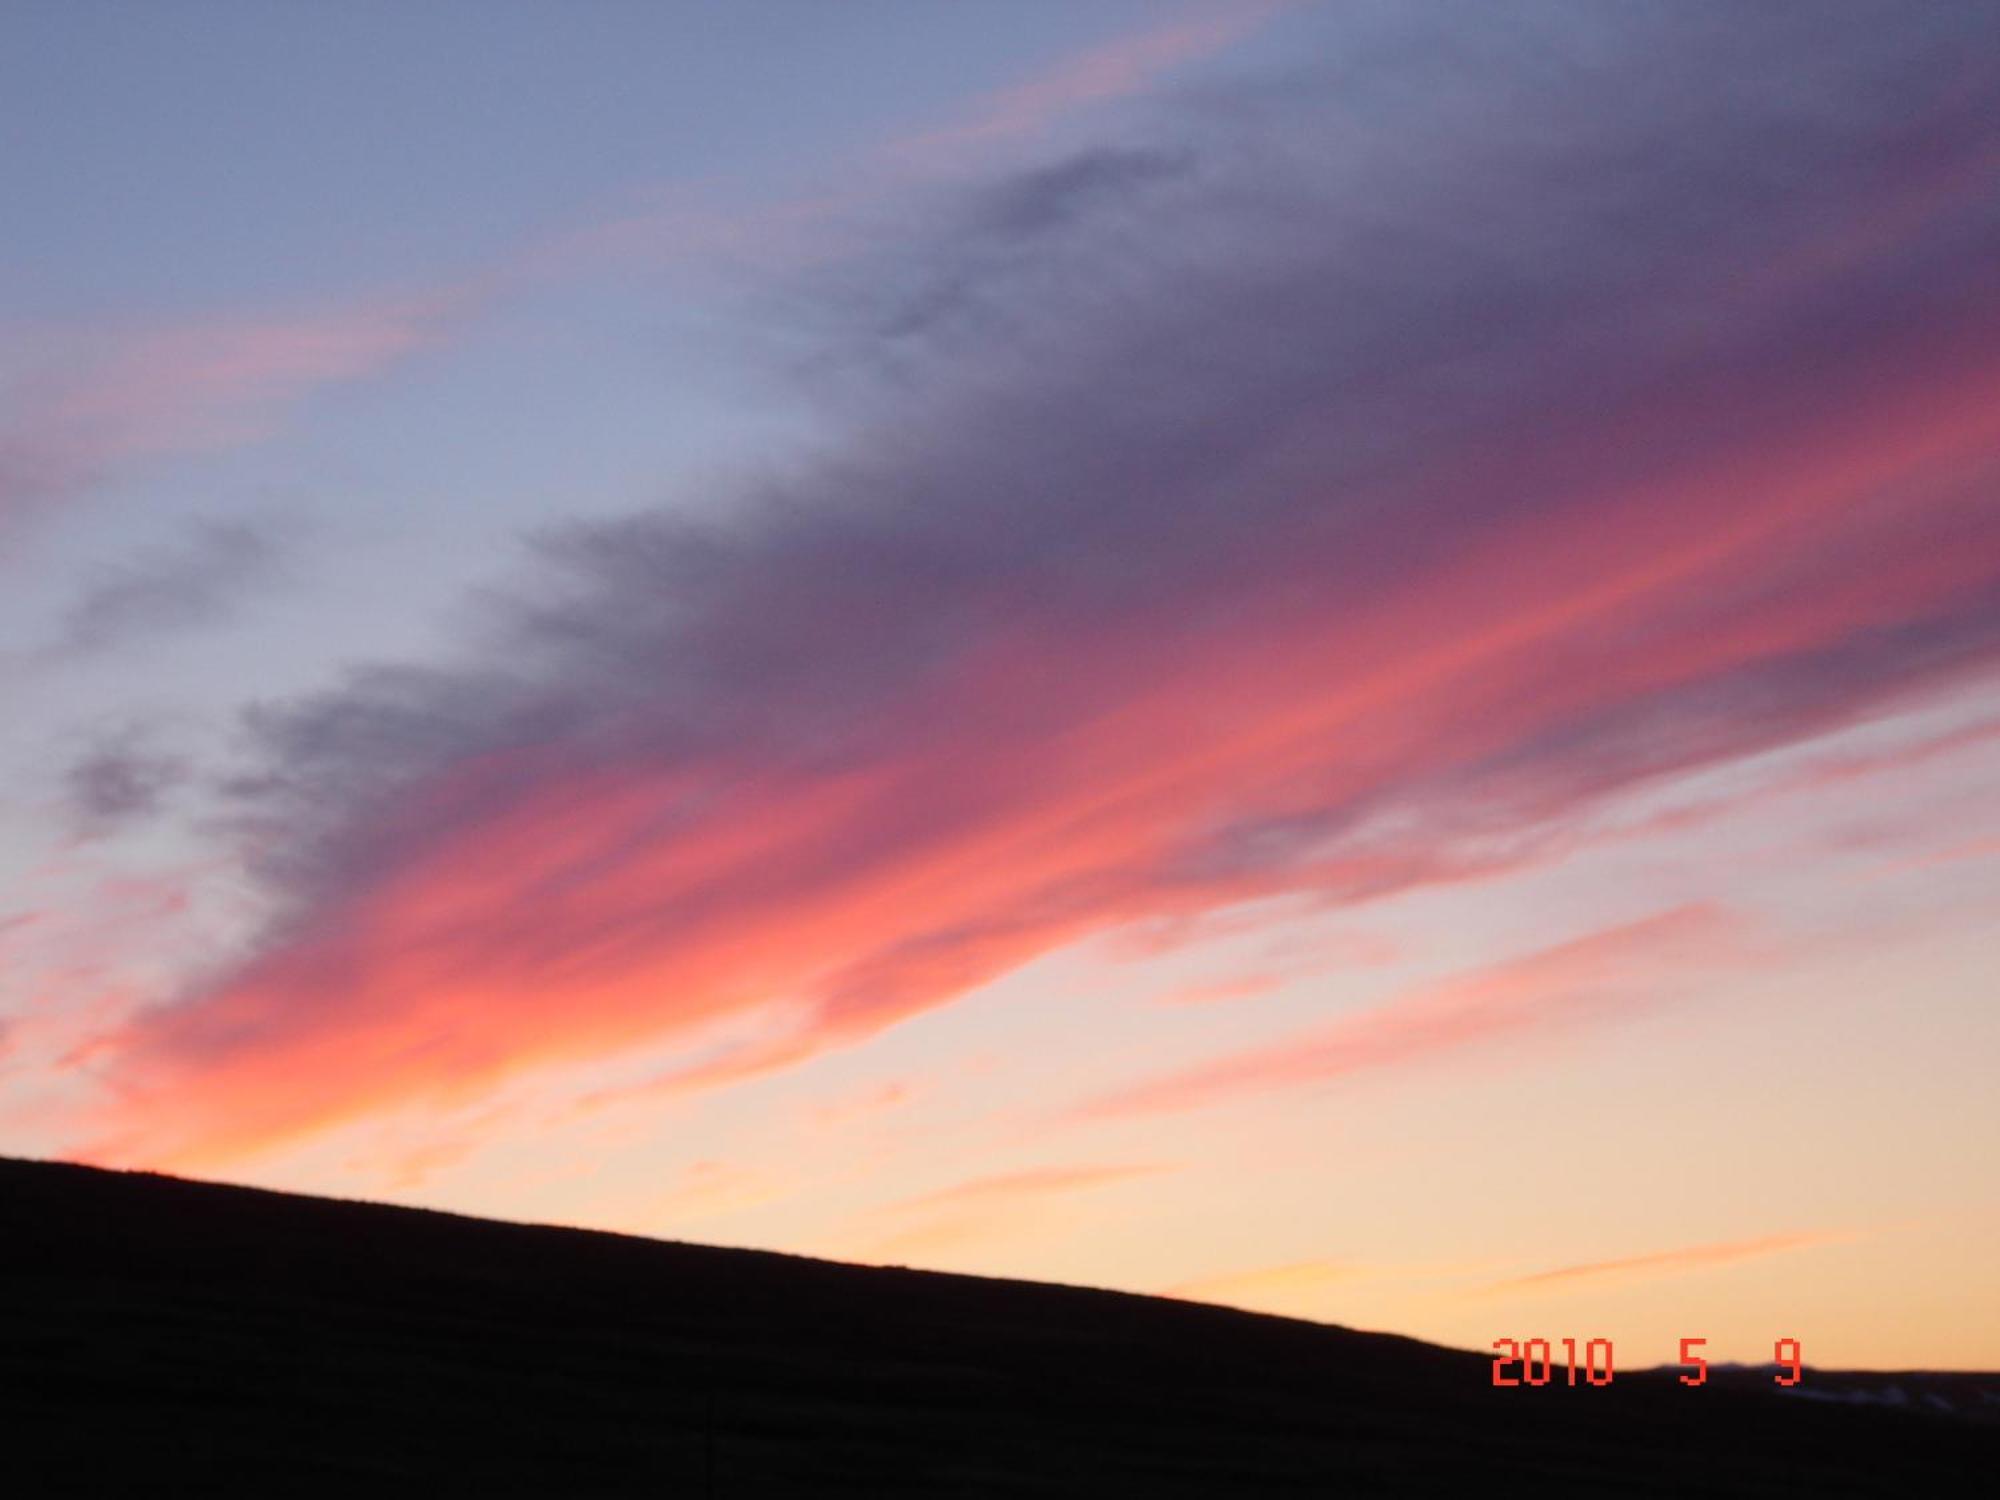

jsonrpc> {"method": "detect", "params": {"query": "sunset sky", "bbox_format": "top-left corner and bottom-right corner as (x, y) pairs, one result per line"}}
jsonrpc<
(4, 1), (1998, 1372)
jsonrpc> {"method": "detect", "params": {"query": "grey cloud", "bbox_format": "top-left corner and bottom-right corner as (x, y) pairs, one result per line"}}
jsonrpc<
(62, 728), (189, 838)
(965, 146), (1198, 242)
(57, 516), (286, 657)
(841, 145), (1203, 359)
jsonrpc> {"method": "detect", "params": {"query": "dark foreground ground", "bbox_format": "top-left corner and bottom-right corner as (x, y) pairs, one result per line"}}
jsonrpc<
(2, 1157), (1994, 1495)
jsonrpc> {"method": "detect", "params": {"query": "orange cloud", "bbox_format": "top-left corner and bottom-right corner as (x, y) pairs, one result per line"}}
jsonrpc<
(351, 1136), (480, 1194)
(635, 1159), (794, 1228)
(849, 1162), (1169, 1264)
(1163, 1260), (1363, 1311)
(1477, 1231), (1853, 1299)
(890, 1163), (1168, 1216)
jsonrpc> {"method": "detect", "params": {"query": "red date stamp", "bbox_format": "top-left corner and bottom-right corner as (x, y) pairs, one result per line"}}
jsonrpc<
(1490, 1336), (1803, 1387)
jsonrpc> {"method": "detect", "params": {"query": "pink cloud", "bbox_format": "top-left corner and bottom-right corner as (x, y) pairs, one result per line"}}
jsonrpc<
(0, 294), (455, 541)
(59, 24), (2000, 1172)
(1076, 905), (1749, 1120)
(890, 2), (1290, 164)
(79, 343), (2000, 1164)
(1156, 974), (1285, 1006)
(807, 1079), (913, 1128)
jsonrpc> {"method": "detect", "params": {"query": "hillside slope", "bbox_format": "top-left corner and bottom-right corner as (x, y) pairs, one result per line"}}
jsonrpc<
(1, 1157), (1991, 1495)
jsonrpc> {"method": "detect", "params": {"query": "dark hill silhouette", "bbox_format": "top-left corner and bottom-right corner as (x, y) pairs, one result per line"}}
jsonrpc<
(2, 1156), (1992, 1495)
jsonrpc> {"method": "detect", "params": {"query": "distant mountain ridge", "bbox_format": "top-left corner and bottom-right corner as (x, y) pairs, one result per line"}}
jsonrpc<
(2, 1156), (1993, 1495)
(1707, 1364), (2000, 1424)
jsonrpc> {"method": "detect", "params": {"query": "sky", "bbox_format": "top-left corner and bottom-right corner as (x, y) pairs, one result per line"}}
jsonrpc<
(3, 1), (1998, 1373)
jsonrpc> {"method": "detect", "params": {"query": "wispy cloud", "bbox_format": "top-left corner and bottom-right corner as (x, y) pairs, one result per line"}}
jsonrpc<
(1476, 1231), (1854, 1299)
(890, 1164), (1168, 1216)
(850, 1162), (1169, 1263)
(349, 1136), (480, 1195)
(52, 516), (288, 657)
(60, 727), (188, 840)
(1075, 906), (1747, 1120)
(477, 6), (1290, 296)
(0, 299), (450, 544)
(0, 4), (1287, 544)
(1155, 974), (1285, 1007)
(1163, 1259), (1364, 1310)
(614, 1159), (796, 1230)
(67, 6), (2000, 1170)
(889, 1), (1291, 164)
(807, 1079), (913, 1128)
